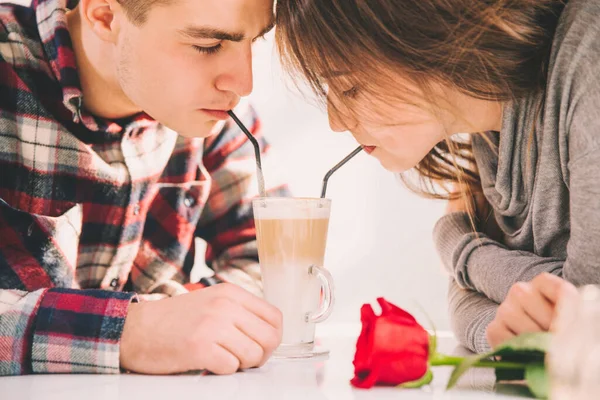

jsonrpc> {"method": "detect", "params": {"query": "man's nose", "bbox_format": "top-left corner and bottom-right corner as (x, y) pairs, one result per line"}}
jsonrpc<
(216, 46), (254, 97)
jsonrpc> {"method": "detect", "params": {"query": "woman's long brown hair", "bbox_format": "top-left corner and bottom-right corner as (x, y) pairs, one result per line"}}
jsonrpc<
(275, 0), (566, 202)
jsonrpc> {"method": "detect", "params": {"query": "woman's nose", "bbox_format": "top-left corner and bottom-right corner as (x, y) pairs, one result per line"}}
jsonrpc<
(327, 98), (350, 132)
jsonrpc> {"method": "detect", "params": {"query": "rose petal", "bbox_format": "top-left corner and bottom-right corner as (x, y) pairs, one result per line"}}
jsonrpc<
(351, 363), (381, 389)
(372, 319), (429, 356)
(391, 327), (429, 352)
(377, 297), (417, 323)
(353, 304), (376, 372)
(360, 303), (376, 322)
(377, 352), (429, 385)
(352, 299), (431, 389)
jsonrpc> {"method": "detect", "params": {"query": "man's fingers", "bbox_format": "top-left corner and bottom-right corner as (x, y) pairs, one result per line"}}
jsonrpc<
(234, 310), (282, 366)
(204, 344), (241, 375)
(216, 284), (283, 330)
(216, 326), (265, 370)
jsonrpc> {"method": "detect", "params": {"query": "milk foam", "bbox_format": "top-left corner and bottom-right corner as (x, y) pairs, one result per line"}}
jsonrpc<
(253, 199), (330, 220)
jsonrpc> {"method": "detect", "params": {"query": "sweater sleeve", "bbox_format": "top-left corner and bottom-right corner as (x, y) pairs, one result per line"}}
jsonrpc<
(447, 278), (497, 354)
(433, 212), (564, 304)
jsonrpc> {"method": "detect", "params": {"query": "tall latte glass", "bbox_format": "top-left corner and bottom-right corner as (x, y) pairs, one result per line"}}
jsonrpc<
(253, 197), (334, 359)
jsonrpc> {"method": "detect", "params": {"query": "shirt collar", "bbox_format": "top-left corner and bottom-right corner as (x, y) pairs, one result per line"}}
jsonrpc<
(33, 0), (156, 134)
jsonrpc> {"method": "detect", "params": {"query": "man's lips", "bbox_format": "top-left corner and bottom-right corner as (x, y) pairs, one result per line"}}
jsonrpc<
(201, 109), (231, 120)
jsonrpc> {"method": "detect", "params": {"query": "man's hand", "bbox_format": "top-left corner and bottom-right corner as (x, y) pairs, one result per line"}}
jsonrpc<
(120, 283), (283, 375)
(486, 273), (577, 348)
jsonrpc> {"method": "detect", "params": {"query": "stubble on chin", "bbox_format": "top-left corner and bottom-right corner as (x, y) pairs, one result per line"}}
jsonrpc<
(175, 119), (226, 139)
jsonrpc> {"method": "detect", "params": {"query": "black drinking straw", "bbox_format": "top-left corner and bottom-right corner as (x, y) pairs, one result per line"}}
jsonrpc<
(227, 110), (267, 197)
(320, 146), (364, 198)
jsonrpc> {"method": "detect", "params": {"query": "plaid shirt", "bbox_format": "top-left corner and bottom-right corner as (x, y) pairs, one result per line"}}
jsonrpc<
(0, 0), (288, 375)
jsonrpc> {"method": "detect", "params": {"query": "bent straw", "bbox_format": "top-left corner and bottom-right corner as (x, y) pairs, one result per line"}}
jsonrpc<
(227, 110), (267, 197)
(321, 146), (364, 198)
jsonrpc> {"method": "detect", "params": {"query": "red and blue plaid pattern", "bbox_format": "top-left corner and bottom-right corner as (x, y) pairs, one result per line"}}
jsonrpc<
(0, 0), (288, 375)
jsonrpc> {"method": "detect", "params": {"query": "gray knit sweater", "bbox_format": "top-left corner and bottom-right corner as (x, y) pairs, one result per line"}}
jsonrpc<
(433, 0), (600, 353)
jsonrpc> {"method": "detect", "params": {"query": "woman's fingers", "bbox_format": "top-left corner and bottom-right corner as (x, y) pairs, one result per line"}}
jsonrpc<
(486, 318), (516, 349)
(497, 298), (544, 335)
(510, 281), (554, 331)
(488, 275), (578, 349)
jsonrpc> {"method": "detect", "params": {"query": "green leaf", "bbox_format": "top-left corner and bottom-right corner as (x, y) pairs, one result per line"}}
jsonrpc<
(446, 332), (550, 390)
(495, 352), (544, 383)
(494, 332), (551, 356)
(447, 350), (497, 390)
(399, 369), (433, 388)
(429, 332), (438, 360)
(525, 363), (549, 399)
(496, 352), (545, 364)
(496, 367), (525, 381)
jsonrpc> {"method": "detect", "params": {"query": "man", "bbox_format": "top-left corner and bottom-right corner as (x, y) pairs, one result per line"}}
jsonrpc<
(0, 0), (288, 376)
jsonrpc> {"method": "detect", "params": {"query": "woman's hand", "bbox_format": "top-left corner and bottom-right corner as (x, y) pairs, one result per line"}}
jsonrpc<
(486, 273), (577, 348)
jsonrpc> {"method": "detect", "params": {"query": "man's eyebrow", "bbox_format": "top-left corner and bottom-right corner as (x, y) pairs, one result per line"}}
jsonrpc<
(178, 26), (245, 42)
(178, 19), (276, 42)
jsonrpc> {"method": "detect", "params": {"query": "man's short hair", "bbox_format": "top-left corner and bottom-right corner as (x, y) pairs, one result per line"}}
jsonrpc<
(118, 0), (170, 25)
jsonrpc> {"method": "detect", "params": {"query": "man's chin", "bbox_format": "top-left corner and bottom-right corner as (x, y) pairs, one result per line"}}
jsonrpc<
(168, 120), (227, 139)
(208, 120), (227, 136)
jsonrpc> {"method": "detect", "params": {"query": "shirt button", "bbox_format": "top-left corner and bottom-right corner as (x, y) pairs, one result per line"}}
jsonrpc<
(110, 278), (119, 289)
(184, 194), (195, 208)
(133, 203), (141, 215)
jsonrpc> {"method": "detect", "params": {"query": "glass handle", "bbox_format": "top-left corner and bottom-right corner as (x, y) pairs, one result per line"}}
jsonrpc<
(306, 265), (335, 323)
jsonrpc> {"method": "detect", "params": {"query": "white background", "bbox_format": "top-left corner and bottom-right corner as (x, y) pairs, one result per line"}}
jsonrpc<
(6, 0), (450, 330)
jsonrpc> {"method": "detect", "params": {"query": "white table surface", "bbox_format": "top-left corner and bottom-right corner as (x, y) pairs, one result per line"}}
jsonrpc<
(0, 325), (533, 400)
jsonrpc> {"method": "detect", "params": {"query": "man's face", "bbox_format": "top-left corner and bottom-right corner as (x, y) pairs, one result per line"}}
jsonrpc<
(113, 0), (274, 137)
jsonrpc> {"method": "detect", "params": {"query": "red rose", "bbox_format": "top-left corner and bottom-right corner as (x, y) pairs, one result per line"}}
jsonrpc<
(351, 297), (430, 389)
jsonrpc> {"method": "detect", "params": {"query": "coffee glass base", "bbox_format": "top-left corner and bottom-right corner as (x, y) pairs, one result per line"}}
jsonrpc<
(271, 343), (330, 360)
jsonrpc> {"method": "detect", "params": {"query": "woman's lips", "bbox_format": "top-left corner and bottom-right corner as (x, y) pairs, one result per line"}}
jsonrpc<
(362, 145), (376, 154)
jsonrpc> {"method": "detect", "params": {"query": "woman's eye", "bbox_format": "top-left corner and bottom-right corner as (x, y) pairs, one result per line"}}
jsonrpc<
(192, 44), (223, 55)
(342, 86), (360, 99)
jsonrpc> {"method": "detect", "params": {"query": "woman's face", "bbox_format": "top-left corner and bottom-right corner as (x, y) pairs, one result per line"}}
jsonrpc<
(327, 78), (503, 173)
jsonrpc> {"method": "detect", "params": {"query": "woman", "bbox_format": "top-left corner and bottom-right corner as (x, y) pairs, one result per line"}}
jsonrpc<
(275, 0), (596, 352)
